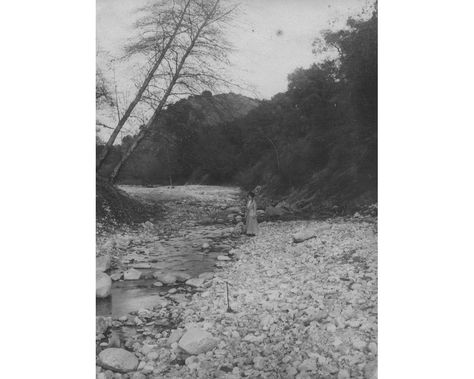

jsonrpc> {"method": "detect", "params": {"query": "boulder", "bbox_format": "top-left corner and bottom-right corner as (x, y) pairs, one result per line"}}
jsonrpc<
(153, 281), (163, 287)
(97, 255), (111, 272)
(178, 327), (218, 355)
(96, 271), (112, 298)
(98, 348), (139, 373)
(185, 277), (205, 288)
(292, 225), (332, 243)
(292, 230), (316, 243)
(124, 268), (142, 281)
(153, 272), (177, 285)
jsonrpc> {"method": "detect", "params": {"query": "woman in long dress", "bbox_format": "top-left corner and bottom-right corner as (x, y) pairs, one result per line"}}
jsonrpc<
(245, 191), (259, 236)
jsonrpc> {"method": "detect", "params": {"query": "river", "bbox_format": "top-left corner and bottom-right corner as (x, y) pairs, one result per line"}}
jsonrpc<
(96, 185), (245, 317)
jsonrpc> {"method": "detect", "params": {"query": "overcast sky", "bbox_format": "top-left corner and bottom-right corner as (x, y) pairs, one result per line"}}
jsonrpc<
(97, 0), (370, 100)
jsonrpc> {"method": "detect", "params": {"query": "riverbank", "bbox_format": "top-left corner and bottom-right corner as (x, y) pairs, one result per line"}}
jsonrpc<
(96, 185), (247, 317)
(96, 214), (377, 379)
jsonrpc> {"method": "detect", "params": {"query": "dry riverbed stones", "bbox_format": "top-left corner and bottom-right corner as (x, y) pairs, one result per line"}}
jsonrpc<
(96, 190), (377, 378)
(96, 271), (112, 298)
(98, 348), (139, 373)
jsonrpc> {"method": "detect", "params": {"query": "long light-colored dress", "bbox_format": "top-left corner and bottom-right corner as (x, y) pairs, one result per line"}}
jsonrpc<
(245, 199), (259, 235)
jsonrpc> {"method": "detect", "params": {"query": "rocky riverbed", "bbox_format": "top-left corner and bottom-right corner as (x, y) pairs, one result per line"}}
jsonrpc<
(96, 185), (248, 317)
(96, 189), (377, 379)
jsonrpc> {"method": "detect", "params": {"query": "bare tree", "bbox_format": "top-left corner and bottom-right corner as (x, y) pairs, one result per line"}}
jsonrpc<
(108, 0), (237, 182)
(96, 0), (193, 170)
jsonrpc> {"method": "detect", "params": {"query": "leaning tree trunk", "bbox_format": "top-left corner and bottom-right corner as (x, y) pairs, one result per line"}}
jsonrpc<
(109, 1), (219, 182)
(96, 0), (191, 171)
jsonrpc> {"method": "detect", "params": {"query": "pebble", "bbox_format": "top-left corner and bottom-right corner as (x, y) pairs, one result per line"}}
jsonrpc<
(338, 369), (351, 379)
(368, 342), (377, 354)
(217, 255), (231, 261)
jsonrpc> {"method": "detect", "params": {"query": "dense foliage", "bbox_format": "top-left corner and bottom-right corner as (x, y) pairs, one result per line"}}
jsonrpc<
(99, 8), (377, 211)
(233, 10), (378, 210)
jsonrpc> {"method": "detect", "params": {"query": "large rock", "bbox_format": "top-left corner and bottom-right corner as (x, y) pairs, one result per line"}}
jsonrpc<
(153, 272), (177, 285)
(96, 271), (112, 298)
(96, 255), (111, 272)
(185, 277), (205, 287)
(124, 268), (142, 280)
(178, 327), (218, 355)
(292, 225), (332, 243)
(98, 348), (138, 373)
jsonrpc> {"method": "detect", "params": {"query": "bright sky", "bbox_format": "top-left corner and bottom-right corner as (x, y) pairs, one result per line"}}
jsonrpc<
(97, 0), (371, 100)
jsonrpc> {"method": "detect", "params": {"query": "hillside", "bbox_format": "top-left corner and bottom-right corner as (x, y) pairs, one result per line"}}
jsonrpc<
(98, 9), (377, 215)
(97, 92), (260, 184)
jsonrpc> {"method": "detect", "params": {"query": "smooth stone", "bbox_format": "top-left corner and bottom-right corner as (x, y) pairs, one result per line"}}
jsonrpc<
(217, 255), (231, 261)
(292, 225), (332, 243)
(338, 369), (351, 379)
(153, 281), (163, 287)
(167, 328), (185, 346)
(153, 272), (177, 285)
(124, 268), (142, 281)
(98, 348), (139, 373)
(198, 272), (214, 281)
(110, 272), (122, 281)
(97, 271), (112, 298)
(368, 342), (377, 354)
(186, 277), (205, 287)
(97, 255), (111, 272)
(96, 316), (112, 335)
(178, 327), (218, 355)
(364, 361), (377, 379)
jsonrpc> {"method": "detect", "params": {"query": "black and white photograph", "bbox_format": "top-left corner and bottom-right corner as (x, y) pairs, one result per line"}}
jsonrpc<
(4, 0), (474, 378)
(96, 0), (377, 378)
